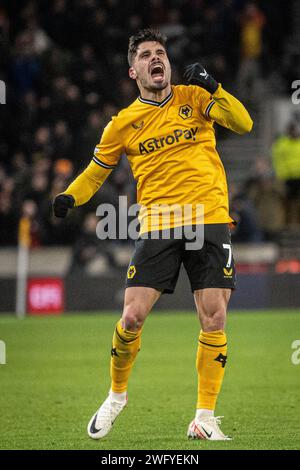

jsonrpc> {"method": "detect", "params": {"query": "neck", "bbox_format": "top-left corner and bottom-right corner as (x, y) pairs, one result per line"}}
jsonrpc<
(139, 84), (172, 103)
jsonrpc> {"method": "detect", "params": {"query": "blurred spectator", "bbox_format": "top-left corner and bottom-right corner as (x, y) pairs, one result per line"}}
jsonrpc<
(27, 16), (52, 55)
(230, 188), (263, 243)
(117, 78), (137, 108)
(53, 158), (73, 180)
(246, 157), (285, 239)
(160, 8), (187, 61)
(237, 2), (266, 100)
(11, 30), (41, 98)
(53, 121), (73, 159)
(69, 212), (118, 274)
(25, 172), (48, 208)
(272, 122), (300, 226)
(21, 199), (43, 247)
(0, 174), (18, 245)
(11, 151), (30, 194)
(32, 126), (53, 160)
(78, 111), (105, 167)
(0, 8), (10, 72)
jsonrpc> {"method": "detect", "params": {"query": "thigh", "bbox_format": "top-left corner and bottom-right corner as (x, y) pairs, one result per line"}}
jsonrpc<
(125, 234), (184, 294)
(183, 223), (236, 292)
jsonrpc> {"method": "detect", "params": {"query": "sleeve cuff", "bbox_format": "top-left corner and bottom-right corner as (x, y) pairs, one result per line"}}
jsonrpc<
(212, 83), (223, 98)
(204, 100), (216, 118)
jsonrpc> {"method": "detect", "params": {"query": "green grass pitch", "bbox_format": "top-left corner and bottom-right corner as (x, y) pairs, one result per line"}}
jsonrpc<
(0, 310), (300, 450)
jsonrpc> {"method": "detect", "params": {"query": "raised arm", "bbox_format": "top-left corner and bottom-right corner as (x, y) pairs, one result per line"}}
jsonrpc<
(208, 86), (253, 134)
(184, 62), (253, 135)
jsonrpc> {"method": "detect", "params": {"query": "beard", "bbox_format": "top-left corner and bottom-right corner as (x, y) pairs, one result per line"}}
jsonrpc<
(145, 82), (168, 92)
(138, 73), (170, 93)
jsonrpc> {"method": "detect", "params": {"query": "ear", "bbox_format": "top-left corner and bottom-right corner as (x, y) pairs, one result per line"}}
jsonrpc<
(129, 67), (137, 80)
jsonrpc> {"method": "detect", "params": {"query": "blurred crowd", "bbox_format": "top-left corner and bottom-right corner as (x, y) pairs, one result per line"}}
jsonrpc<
(231, 120), (300, 244)
(0, 0), (297, 254)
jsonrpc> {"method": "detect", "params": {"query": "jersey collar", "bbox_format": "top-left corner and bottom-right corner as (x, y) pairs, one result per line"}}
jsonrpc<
(138, 90), (173, 108)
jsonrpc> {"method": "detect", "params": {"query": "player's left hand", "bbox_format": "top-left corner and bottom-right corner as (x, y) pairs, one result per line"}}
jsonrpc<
(183, 63), (218, 94)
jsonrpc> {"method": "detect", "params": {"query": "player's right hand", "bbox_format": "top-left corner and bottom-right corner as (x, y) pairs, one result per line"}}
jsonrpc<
(53, 194), (75, 218)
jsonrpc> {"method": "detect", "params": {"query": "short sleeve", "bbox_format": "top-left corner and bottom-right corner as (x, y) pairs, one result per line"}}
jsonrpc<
(93, 118), (124, 169)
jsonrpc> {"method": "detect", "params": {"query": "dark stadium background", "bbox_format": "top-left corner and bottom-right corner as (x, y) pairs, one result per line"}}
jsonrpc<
(0, 0), (299, 311)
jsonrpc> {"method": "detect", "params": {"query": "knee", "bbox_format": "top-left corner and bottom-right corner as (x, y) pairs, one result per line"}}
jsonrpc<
(200, 308), (226, 332)
(122, 303), (145, 331)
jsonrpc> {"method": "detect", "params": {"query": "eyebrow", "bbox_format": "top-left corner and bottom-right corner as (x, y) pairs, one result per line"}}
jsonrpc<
(138, 48), (166, 56)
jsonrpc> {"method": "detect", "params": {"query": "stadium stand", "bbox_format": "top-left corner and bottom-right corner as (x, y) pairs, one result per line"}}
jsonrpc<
(0, 1), (300, 313)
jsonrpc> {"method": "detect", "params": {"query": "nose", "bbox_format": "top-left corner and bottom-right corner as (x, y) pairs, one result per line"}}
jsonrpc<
(150, 53), (160, 63)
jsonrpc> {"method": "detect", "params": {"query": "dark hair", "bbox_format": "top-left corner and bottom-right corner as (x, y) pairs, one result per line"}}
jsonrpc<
(128, 28), (167, 66)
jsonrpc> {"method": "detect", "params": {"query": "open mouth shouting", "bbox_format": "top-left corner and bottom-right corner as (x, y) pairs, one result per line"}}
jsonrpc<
(150, 62), (165, 83)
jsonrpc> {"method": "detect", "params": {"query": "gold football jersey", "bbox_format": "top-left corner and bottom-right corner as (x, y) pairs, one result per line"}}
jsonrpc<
(64, 84), (253, 232)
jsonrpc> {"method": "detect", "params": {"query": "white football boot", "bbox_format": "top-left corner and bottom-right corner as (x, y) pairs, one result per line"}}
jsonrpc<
(187, 416), (232, 441)
(87, 393), (127, 439)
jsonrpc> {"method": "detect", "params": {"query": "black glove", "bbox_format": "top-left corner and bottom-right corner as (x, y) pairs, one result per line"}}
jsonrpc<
(53, 194), (75, 218)
(183, 63), (218, 94)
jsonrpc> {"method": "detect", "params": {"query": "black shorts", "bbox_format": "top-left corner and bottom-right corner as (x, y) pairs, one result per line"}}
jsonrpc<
(125, 224), (236, 293)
